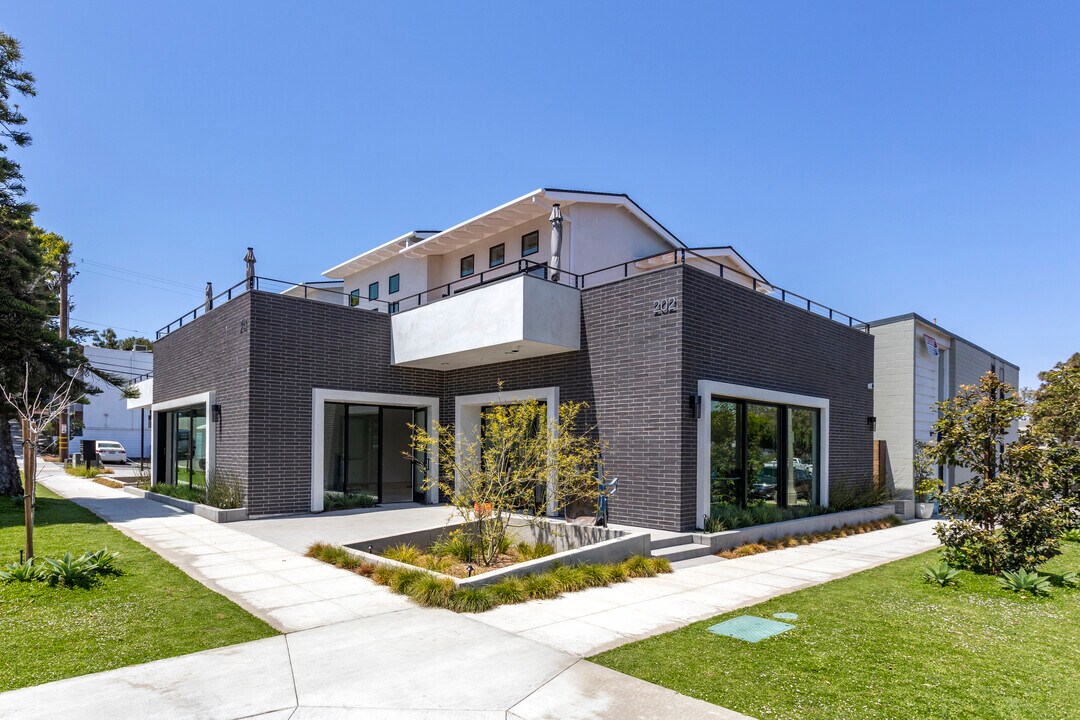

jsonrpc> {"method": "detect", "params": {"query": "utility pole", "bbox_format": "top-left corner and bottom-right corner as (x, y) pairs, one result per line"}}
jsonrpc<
(57, 250), (71, 462)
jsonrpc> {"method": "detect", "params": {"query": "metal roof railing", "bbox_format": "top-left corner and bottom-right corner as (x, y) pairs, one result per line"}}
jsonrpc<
(155, 249), (869, 339)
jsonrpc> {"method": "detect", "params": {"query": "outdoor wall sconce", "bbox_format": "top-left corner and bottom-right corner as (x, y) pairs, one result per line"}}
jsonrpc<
(866, 415), (876, 431)
(688, 393), (702, 419)
(212, 404), (222, 423)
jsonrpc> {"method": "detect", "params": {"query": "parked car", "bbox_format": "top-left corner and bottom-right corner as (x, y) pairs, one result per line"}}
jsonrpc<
(750, 460), (814, 502)
(95, 440), (128, 464)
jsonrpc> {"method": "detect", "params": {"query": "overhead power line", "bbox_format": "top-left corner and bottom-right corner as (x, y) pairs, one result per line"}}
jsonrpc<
(76, 257), (205, 291)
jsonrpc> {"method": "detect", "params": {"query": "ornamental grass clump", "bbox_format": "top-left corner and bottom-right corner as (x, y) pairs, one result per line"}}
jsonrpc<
(307, 540), (673, 613)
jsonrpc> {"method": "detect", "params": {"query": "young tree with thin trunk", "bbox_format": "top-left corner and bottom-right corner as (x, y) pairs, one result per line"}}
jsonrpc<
(408, 392), (604, 566)
(0, 362), (85, 558)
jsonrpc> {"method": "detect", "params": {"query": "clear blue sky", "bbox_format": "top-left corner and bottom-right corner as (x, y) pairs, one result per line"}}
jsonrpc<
(6, 2), (1078, 388)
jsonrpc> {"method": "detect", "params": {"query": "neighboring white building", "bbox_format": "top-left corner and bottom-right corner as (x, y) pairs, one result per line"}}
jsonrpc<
(72, 345), (154, 458)
(868, 313), (1019, 504)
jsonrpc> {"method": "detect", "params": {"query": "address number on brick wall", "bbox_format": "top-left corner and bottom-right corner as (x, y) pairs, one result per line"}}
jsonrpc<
(652, 297), (677, 316)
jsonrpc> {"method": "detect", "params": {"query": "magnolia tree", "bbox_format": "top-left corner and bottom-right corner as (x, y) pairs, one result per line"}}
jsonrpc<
(0, 362), (86, 558)
(926, 371), (1074, 574)
(408, 395), (604, 566)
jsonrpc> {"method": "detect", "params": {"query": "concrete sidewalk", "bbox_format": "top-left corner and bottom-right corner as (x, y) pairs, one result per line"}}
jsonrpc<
(11, 464), (748, 720)
(7, 463), (938, 719)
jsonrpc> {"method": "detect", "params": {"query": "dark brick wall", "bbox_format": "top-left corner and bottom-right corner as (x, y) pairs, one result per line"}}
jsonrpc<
(442, 269), (685, 530)
(153, 294), (253, 487)
(152, 265), (874, 528)
(680, 265), (876, 528)
(245, 293), (441, 515)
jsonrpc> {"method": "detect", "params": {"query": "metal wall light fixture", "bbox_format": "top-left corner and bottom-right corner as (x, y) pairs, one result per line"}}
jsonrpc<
(688, 394), (702, 418)
(866, 415), (876, 431)
(212, 404), (222, 423)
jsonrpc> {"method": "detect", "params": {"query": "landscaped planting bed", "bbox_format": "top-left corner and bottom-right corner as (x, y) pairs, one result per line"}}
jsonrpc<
(0, 486), (276, 691)
(716, 515), (903, 559)
(592, 542), (1080, 720)
(307, 541), (671, 613)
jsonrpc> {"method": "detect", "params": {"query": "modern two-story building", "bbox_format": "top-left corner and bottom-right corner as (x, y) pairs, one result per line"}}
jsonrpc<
(144, 188), (877, 531)
(868, 314), (1019, 506)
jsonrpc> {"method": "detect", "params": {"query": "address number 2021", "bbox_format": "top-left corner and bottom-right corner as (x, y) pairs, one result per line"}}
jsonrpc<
(652, 297), (677, 316)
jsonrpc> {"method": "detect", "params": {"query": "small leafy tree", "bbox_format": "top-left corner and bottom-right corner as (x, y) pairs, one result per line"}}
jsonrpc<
(1026, 353), (1080, 499)
(408, 392), (604, 566)
(927, 371), (1073, 574)
(913, 440), (940, 502)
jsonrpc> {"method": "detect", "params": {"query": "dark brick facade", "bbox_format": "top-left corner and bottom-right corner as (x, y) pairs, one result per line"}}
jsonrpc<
(154, 265), (874, 530)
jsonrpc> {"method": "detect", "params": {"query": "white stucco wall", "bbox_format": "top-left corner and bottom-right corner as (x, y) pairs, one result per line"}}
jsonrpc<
(390, 274), (580, 369)
(340, 254), (432, 311)
(871, 319), (916, 498)
(73, 345), (154, 458)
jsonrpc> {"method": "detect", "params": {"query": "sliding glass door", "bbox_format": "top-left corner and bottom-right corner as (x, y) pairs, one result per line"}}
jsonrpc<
(709, 397), (820, 514)
(323, 402), (425, 504)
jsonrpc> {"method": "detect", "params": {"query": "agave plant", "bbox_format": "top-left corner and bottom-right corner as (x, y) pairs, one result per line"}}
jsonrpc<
(999, 568), (1052, 596)
(922, 561), (961, 587)
(41, 552), (95, 588)
(1046, 571), (1078, 588)
(81, 548), (121, 575)
(0, 559), (42, 583)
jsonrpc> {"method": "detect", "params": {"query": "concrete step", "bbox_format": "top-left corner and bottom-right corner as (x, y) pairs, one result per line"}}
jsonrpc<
(652, 542), (713, 563)
(649, 533), (698, 550)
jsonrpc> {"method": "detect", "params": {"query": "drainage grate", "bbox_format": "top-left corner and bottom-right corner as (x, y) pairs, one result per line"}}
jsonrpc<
(708, 616), (794, 643)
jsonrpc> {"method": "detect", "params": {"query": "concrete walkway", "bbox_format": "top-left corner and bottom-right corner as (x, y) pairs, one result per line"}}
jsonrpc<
(4, 464), (939, 719)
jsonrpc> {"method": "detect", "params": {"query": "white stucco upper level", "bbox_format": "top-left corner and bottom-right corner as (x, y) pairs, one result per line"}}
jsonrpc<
(318, 188), (770, 311)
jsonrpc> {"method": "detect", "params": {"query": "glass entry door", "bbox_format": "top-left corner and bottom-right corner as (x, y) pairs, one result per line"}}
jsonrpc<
(166, 406), (206, 490)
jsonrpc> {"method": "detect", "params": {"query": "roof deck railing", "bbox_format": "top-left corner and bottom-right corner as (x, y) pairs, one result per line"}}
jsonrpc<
(155, 248), (868, 339)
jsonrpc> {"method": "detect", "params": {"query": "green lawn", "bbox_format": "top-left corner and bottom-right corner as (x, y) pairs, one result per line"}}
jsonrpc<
(593, 543), (1080, 720)
(0, 486), (277, 691)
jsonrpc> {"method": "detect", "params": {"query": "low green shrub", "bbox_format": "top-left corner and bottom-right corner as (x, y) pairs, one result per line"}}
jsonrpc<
(323, 491), (377, 511)
(448, 586), (497, 613)
(307, 541), (673, 613)
(999, 568), (1052, 596)
(305, 542), (362, 570)
(206, 470), (245, 509)
(410, 574), (456, 607)
(431, 532), (477, 563)
(1, 548), (122, 588)
(382, 543), (423, 565)
(1062, 529), (1080, 543)
(149, 483), (206, 504)
(41, 552), (96, 588)
(717, 517), (903, 559)
(922, 561), (961, 587)
(0, 558), (42, 582)
(516, 541), (555, 560)
(1046, 571), (1078, 588)
(65, 464), (111, 478)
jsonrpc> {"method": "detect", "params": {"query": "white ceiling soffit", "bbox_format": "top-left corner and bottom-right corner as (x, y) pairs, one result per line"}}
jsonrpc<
(401, 188), (685, 258)
(322, 231), (438, 279)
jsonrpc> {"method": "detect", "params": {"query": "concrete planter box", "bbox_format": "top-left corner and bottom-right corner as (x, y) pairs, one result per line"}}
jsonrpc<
(123, 486), (248, 523)
(344, 518), (650, 587)
(691, 503), (898, 553)
(914, 502), (935, 519)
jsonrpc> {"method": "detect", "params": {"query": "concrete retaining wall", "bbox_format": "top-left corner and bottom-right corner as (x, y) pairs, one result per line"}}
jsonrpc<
(123, 486), (248, 523)
(691, 504), (896, 552)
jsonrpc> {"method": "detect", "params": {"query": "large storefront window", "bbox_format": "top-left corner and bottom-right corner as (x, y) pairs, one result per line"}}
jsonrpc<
(323, 402), (425, 503)
(709, 397), (819, 513)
